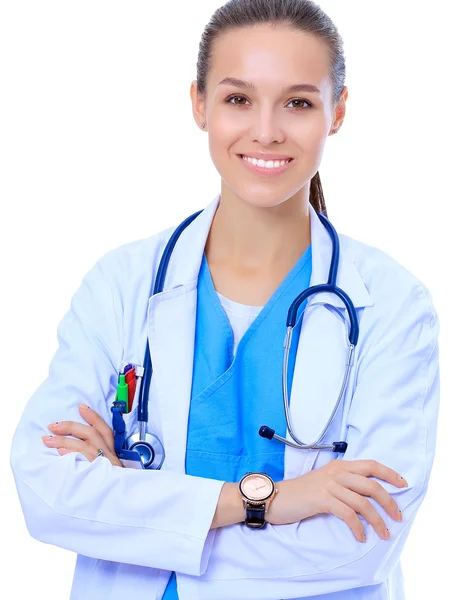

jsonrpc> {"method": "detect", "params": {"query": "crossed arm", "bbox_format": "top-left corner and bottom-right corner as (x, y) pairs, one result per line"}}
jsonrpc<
(11, 255), (440, 596)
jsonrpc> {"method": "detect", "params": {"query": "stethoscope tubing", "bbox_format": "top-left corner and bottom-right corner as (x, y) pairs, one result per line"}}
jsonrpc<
(275, 334), (354, 450)
(128, 208), (356, 466)
(267, 213), (357, 451)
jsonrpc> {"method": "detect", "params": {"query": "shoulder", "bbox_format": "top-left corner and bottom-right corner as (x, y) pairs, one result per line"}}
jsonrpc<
(340, 232), (436, 311)
(338, 233), (439, 346)
(81, 225), (177, 309)
(90, 224), (176, 284)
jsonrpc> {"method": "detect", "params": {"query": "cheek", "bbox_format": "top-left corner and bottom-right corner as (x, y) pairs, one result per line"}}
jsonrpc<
(208, 131), (237, 171)
(299, 116), (328, 145)
(299, 120), (328, 163)
(210, 107), (243, 139)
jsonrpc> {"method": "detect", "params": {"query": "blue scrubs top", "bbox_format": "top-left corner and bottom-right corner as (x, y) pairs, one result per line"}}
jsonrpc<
(161, 244), (312, 599)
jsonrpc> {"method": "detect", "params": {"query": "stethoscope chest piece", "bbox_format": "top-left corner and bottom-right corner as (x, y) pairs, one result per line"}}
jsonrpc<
(126, 430), (165, 470)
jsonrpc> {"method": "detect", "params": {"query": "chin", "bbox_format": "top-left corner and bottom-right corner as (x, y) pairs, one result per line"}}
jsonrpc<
(228, 181), (308, 211)
(234, 189), (291, 209)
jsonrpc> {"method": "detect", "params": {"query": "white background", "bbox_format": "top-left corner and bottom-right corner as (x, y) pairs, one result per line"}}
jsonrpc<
(1, 1), (472, 598)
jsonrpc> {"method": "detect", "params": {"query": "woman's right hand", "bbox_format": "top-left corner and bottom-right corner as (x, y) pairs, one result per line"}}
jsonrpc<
(266, 459), (408, 542)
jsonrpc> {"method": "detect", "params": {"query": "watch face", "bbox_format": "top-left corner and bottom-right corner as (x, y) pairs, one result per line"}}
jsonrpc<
(241, 473), (273, 500)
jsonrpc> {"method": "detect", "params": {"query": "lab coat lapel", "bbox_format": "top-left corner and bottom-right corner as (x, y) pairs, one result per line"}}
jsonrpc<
(147, 194), (221, 473)
(284, 209), (374, 477)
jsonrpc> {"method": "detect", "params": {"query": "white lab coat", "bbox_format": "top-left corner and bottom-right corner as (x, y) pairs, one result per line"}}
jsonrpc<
(10, 193), (440, 600)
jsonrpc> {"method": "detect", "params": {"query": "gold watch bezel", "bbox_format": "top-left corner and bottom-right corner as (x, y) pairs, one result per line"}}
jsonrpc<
(239, 472), (275, 503)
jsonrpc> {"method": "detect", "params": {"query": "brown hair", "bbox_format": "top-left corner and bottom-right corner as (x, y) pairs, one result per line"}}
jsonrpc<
(196, 0), (346, 217)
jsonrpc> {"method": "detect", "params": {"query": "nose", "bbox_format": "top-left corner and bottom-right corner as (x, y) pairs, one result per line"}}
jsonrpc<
(249, 108), (285, 145)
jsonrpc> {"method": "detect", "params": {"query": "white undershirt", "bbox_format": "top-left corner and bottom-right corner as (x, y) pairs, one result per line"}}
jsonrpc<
(216, 292), (264, 357)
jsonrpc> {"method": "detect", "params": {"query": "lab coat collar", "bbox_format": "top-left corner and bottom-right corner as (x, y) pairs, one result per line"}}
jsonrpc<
(161, 193), (373, 310)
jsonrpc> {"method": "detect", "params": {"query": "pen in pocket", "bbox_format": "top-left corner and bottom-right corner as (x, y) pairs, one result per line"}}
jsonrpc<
(125, 367), (137, 411)
(116, 374), (129, 413)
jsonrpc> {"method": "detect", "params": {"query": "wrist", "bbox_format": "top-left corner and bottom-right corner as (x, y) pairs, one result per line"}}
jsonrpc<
(265, 479), (287, 525)
(210, 482), (244, 529)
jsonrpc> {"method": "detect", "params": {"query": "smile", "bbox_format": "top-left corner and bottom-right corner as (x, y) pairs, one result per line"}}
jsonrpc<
(238, 154), (294, 176)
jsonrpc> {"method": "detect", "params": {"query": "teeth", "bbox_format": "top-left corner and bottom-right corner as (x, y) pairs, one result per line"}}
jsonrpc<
(241, 155), (291, 169)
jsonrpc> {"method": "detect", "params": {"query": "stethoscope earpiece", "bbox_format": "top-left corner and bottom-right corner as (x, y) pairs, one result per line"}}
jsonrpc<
(259, 426), (275, 439)
(259, 424), (347, 453)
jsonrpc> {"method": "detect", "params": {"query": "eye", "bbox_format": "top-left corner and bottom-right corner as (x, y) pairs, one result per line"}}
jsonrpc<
(224, 94), (313, 110)
(288, 98), (313, 109)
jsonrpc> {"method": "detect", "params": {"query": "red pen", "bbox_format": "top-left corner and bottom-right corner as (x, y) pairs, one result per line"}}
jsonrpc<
(124, 367), (137, 411)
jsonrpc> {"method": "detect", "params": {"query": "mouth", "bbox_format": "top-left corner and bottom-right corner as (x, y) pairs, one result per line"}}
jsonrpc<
(237, 154), (294, 176)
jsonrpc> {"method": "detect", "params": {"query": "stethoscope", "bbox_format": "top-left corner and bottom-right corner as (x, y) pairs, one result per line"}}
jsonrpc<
(119, 208), (359, 469)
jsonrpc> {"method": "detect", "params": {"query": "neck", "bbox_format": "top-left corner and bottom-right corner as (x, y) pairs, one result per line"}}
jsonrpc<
(205, 188), (311, 271)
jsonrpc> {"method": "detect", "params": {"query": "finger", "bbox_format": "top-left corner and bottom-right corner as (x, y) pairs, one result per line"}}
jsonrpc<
(343, 459), (408, 488)
(43, 435), (119, 465)
(324, 494), (366, 543)
(341, 472), (402, 522)
(47, 420), (107, 453)
(57, 448), (76, 456)
(42, 435), (96, 462)
(331, 484), (390, 540)
(57, 445), (122, 466)
(47, 420), (95, 441)
(77, 404), (115, 452)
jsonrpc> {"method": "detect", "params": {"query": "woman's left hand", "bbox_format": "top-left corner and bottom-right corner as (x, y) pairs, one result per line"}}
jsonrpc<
(41, 403), (123, 467)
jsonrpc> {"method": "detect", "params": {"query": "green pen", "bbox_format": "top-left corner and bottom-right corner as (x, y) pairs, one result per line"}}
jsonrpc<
(116, 374), (129, 412)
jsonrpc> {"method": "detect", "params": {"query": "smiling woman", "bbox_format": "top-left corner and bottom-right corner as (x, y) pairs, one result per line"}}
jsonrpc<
(9, 1), (440, 600)
(190, 1), (346, 223)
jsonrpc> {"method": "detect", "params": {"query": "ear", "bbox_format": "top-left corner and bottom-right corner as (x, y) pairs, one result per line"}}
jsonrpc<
(332, 85), (348, 133)
(190, 79), (206, 129)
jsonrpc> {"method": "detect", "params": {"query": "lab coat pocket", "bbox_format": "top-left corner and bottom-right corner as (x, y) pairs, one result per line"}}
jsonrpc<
(114, 362), (142, 437)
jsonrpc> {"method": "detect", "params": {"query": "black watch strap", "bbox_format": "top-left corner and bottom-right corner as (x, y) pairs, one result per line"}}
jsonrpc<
(244, 503), (267, 529)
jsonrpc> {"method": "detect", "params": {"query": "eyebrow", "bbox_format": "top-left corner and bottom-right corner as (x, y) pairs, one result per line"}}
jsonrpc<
(217, 77), (321, 95)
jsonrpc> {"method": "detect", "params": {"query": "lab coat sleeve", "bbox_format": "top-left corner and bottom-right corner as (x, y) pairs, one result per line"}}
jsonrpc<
(10, 253), (225, 576)
(178, 279), (440, 598)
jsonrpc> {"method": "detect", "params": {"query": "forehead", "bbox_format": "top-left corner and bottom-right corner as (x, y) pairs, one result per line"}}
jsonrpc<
(210, 25), (331, 92)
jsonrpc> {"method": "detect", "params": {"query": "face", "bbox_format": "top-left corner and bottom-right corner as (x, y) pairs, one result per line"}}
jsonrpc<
(190, 24), (347, 211)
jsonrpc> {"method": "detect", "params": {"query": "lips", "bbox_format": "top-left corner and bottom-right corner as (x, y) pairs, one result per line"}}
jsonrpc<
(239, 154), (293, 163)
(237, 153), (294, 177)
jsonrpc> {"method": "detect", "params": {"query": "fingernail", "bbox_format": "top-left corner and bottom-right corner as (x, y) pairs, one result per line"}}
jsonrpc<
(48, 422), (60, 429)
(399, 475), (408, 487)
(41, 435), (53, 440)
(385, 529), (391, 539)
(79, 403), (89, 410)
(361, 534), (366, 543)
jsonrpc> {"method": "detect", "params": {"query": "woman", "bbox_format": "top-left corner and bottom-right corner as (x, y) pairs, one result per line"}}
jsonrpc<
(10, 1), (440, 599)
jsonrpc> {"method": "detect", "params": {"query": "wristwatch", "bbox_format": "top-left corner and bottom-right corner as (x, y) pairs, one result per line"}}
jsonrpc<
(238, 472), (278, 529)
